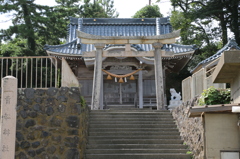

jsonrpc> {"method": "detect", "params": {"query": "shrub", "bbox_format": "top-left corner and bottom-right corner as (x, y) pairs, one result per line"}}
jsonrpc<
(198, 86), (231, 106)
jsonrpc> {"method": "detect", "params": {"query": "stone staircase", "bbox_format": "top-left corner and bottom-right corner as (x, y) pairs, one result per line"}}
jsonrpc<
(85, 109), (192, 159)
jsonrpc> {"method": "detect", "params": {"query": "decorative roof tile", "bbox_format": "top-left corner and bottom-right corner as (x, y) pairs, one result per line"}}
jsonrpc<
(192, 39), (240, 72)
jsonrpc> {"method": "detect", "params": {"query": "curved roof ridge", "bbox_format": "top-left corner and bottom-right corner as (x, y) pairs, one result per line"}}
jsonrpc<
(163, 43), (197, 54)
(191, 39), (240, 72)
(44, 39), (77, 50)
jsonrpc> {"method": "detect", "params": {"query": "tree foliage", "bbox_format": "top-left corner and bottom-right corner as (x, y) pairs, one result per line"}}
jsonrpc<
(80, 0), (118, 18)
(0, 38), (29, 57)
(99, 0), (119, 18)
(132, 5), (163, 18)
(0, 0), (118, 56)
(170, 0), (239, 71)
(198, 86), (231, 106)
(0, 0), (51, 55)
(170, 0), (240, 46)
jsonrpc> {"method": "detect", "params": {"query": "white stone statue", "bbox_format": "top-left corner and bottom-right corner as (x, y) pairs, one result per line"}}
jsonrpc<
(168, 88), (182, 109)
(170, 88), (181, 100)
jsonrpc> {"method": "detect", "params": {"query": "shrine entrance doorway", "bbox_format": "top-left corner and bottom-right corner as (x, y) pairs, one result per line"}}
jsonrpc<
(104, 80), (137, 105)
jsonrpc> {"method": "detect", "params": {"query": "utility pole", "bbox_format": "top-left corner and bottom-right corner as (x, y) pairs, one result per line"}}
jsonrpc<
(149, 0), (151, 5)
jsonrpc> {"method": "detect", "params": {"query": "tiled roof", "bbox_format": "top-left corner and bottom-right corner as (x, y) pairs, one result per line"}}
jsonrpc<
(163, 43), (197, 53)
(45, 17), (196, 55)
(192, 39), (240, 72)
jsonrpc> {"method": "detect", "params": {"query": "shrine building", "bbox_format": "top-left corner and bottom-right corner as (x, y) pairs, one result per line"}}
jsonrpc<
(45, 17), (197, 110)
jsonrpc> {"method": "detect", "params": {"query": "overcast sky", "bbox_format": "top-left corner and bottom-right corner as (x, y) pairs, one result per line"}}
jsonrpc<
(0, 0), (172, 30)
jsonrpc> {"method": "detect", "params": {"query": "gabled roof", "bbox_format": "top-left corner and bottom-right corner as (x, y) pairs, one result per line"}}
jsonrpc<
(45, 17), (196, 56)
(192, 39), (240, 73)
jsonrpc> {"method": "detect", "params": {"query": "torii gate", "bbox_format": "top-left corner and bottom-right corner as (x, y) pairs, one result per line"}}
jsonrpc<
(77, 30), (180, 110)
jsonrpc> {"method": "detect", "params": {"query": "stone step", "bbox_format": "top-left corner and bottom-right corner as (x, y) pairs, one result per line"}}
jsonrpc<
(89, 131), (180, 136)
(86, 149), (189, 154)
(87, 110), (191, 159)
(88, 135), (181, 140)
(89, 124), (176, 128)
(85, 153), (192, 159)
(89, 117), (175, 121)
(89, 128), (179, 132)
(90, 109), (169, 112)
(86, 144), (188, 149)
(88, 139), (183, 144)
(89, 120), (176, 125)
(90, 112), (171, 115)
(89, 115), (173, 118)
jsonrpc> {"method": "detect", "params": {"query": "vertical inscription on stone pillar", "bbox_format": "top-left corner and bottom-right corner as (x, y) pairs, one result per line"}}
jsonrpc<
(0, 76), (17, 159)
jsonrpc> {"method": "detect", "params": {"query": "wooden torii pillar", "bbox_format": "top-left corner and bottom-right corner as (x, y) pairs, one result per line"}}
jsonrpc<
(77, 30), (180, 110)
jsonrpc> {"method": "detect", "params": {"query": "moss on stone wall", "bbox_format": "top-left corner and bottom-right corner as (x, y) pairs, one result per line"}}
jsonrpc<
(14, 87), (89, 159)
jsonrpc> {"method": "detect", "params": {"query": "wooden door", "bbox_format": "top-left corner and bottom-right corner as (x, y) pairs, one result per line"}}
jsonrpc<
(104, 80), (136, 105)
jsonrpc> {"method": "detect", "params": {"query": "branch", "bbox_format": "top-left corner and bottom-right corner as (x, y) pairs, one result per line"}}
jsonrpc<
(188, 0), (206, 7)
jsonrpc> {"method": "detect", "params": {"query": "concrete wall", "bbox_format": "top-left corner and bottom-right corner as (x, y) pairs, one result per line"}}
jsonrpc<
(231, 70), (240, 103)
(61, 58), (80, 87)
(14, 87), (89, 159)
(182, 77), (192, 103)
(205, 113), (240, 159)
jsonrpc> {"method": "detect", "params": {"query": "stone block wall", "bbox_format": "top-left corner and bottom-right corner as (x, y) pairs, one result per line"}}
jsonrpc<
(171, 102), (204, 159)
(14, 87), (89, 159)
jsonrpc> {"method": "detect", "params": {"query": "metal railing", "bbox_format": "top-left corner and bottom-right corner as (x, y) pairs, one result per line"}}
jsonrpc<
(0, 56), (59, 88)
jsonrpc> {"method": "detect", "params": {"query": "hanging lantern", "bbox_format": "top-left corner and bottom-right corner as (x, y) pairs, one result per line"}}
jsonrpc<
(106, 74), (112, 80)
(119, 78), (124, 83)
(130, 75), (135, 80)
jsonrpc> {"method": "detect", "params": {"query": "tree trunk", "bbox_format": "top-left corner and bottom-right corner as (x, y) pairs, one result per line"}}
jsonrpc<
(229, 0), (240, 45)
(21, 2), (36, 54)
(219, 13), (228, 45)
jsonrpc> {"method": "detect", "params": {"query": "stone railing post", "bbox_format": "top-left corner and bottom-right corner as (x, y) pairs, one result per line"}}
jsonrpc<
(152, 42), (165, 110)
(0, 76), (17, 159)
(91, 43), (105, 110)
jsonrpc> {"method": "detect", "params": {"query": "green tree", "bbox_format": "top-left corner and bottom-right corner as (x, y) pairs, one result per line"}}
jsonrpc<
(220, 0), (240, 45)
(41, 0), (82, 45)
(169, 0), (238, 71)
(170, 0), (240, 46)
(132, 5), (163, 18)
(0, 38), (28, 57)
(80, 0), (118, 18)
(99, 0), (119, 18)
(0, 0), (119, 57)
(0, 0), (52, 55)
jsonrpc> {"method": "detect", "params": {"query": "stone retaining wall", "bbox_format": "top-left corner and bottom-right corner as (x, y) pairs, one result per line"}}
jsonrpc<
(14, 87), (89, 159)
(171, 102), (204, 159)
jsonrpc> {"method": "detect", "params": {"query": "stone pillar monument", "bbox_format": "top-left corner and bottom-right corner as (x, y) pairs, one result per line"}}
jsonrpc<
(91, 43), (105, 110)
(152, 42), (165, 110)
(0, 76), (17, 159)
